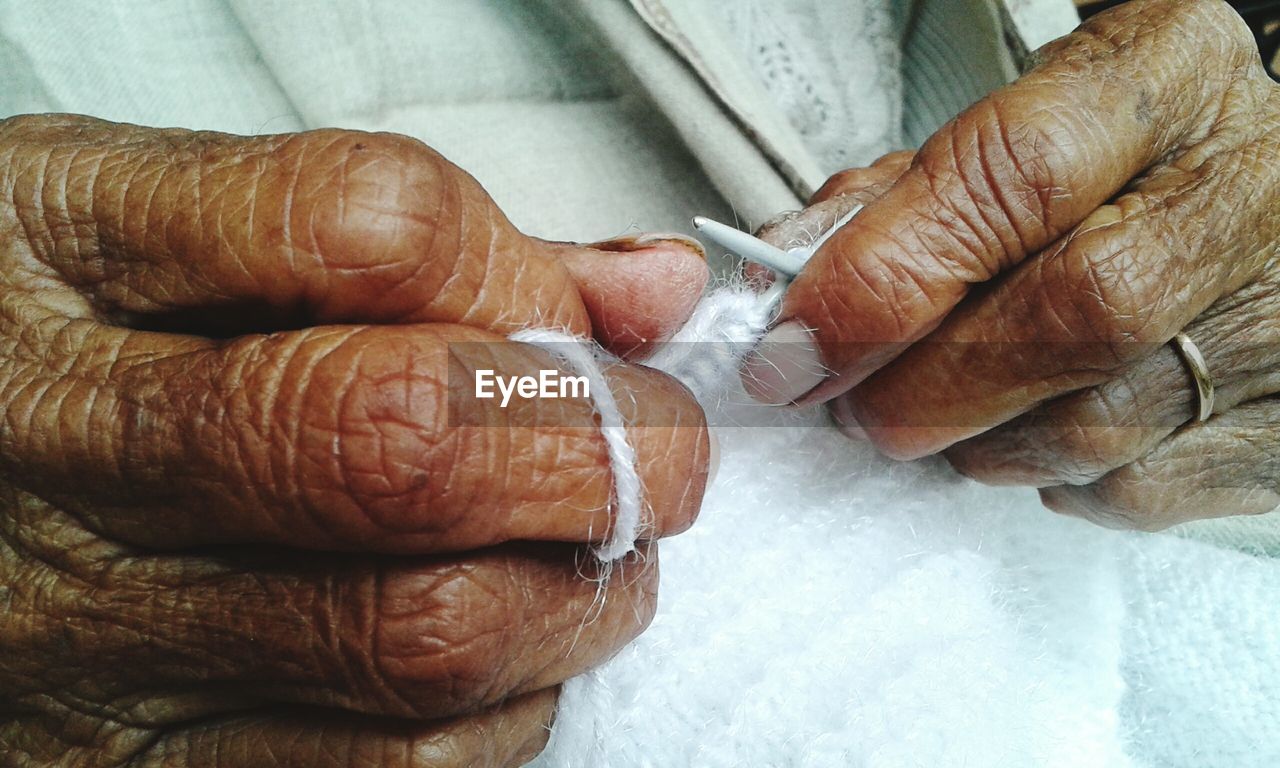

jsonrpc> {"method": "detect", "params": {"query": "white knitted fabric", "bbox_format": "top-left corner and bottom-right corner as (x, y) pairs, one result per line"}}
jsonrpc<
(643, 284), (779, 405)
(532, 278), (1280, 767)
(529, 195), (1132, 768)
(533, 283), (1133, 767)
(529, 193), (1280, 766)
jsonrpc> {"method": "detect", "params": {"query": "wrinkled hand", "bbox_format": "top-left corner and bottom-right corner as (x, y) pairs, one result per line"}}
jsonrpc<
(744, 0), (1280, 530)
(0, 115), (712, 766)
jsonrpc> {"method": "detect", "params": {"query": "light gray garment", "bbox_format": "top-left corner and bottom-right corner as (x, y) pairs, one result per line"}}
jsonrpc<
(0, 0), (732, 242)
(0, 0), (1066, 236)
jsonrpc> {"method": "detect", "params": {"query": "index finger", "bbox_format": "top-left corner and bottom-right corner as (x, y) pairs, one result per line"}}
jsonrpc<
(2, 316), (710, 554)
(745, 0), (1264, 404)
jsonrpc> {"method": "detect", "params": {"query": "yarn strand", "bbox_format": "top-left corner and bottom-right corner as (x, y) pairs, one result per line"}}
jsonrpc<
(509, 215), (838, 561)
(509, 328), (644, 561)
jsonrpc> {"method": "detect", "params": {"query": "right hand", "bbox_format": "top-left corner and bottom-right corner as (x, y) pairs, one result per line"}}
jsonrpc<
(0, 115), (712, 766)
(746, 0), (1280, 530)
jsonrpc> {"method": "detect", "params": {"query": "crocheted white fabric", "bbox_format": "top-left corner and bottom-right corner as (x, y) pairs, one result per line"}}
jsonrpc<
(533, 285), (1133, 767)
(532, 282), (1280, 767)
(529, 282), (1280, 768)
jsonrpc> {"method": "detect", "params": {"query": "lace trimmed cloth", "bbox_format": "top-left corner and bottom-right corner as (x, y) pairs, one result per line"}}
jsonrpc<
(710, 0), (904, 174)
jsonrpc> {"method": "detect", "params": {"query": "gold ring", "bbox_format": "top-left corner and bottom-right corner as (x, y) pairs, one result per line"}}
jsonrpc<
(1171, 332), (1215, 422)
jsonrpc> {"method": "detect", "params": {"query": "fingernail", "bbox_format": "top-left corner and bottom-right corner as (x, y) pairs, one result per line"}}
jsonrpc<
(829, 396), (868, 441)
(635, 231), (705, 253)
(592, 232), (706, 258)
(706, 428), (721, 487)
(740, 320), (826, 404)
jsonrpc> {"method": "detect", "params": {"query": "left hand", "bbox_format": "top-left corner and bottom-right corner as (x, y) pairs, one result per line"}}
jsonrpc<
(0, 115), (712, 766)
(742, 0), (1280, 530)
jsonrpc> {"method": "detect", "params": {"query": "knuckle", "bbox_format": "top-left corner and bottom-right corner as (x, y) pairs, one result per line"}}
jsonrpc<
(1040, 424), (1132, 485)
(190, 328), (461, 550)
(371, 564), (532, 715)
(366, 552), (659, 719)
(1093, 488), (1166, 531)
(1046, 230), (1163, 353)
(986, 100), (1074, 229)
(1092, 500), (1154, 531)
(1083, 0), (1254, 66)
(1045, 433), (1119, 484)
(942, 416), (1120, 488)
(1033, 0), (1269, 159)
(930, 96), (1075, 258)
(1014, 386), (1153, 486)
(1043, 477), (1166, 531)
(289, 130), (472, 295)
(1178, 0), (1258, 62)
(297, 329), (463, 544)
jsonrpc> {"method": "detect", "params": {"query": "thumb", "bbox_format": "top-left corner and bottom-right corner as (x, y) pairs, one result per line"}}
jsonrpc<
(553, 234), (710, 358)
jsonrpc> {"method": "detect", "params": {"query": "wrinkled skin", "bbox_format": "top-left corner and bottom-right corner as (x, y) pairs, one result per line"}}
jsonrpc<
(745, 0), (1280, 530)
(0, 116), (713, 766)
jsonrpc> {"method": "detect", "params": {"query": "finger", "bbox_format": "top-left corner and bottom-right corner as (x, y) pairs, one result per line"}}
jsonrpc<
(946, 277), (1280, 485)
(131, 689), (557, 768)
(746, 0), (1270, 404)
(838, 96), (1280, 459)
(51, 544), (653, 721)
(1040, 398), (1280, 531)
(733, 196), (866, 288)
(1, 315), (710, 553)
(0, 114), (593, 336)
(554, 233), (710, 358)
(808, 150), (915, 204)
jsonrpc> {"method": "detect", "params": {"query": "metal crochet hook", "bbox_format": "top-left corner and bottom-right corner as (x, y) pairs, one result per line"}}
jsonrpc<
(691, 204), (862, 281)
(691, 216), (806, 278)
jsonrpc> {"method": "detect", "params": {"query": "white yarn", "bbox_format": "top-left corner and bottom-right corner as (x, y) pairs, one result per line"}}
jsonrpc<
(511, 285), (778, 562)
(509, 328), (644, 561)
(513, 228), (827, 561)
(643, 283), (778, 404)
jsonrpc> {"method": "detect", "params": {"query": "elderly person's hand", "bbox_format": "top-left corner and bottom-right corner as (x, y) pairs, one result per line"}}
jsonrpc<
(0, 115), (711, 766)
(744, 0), (1280, 530)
